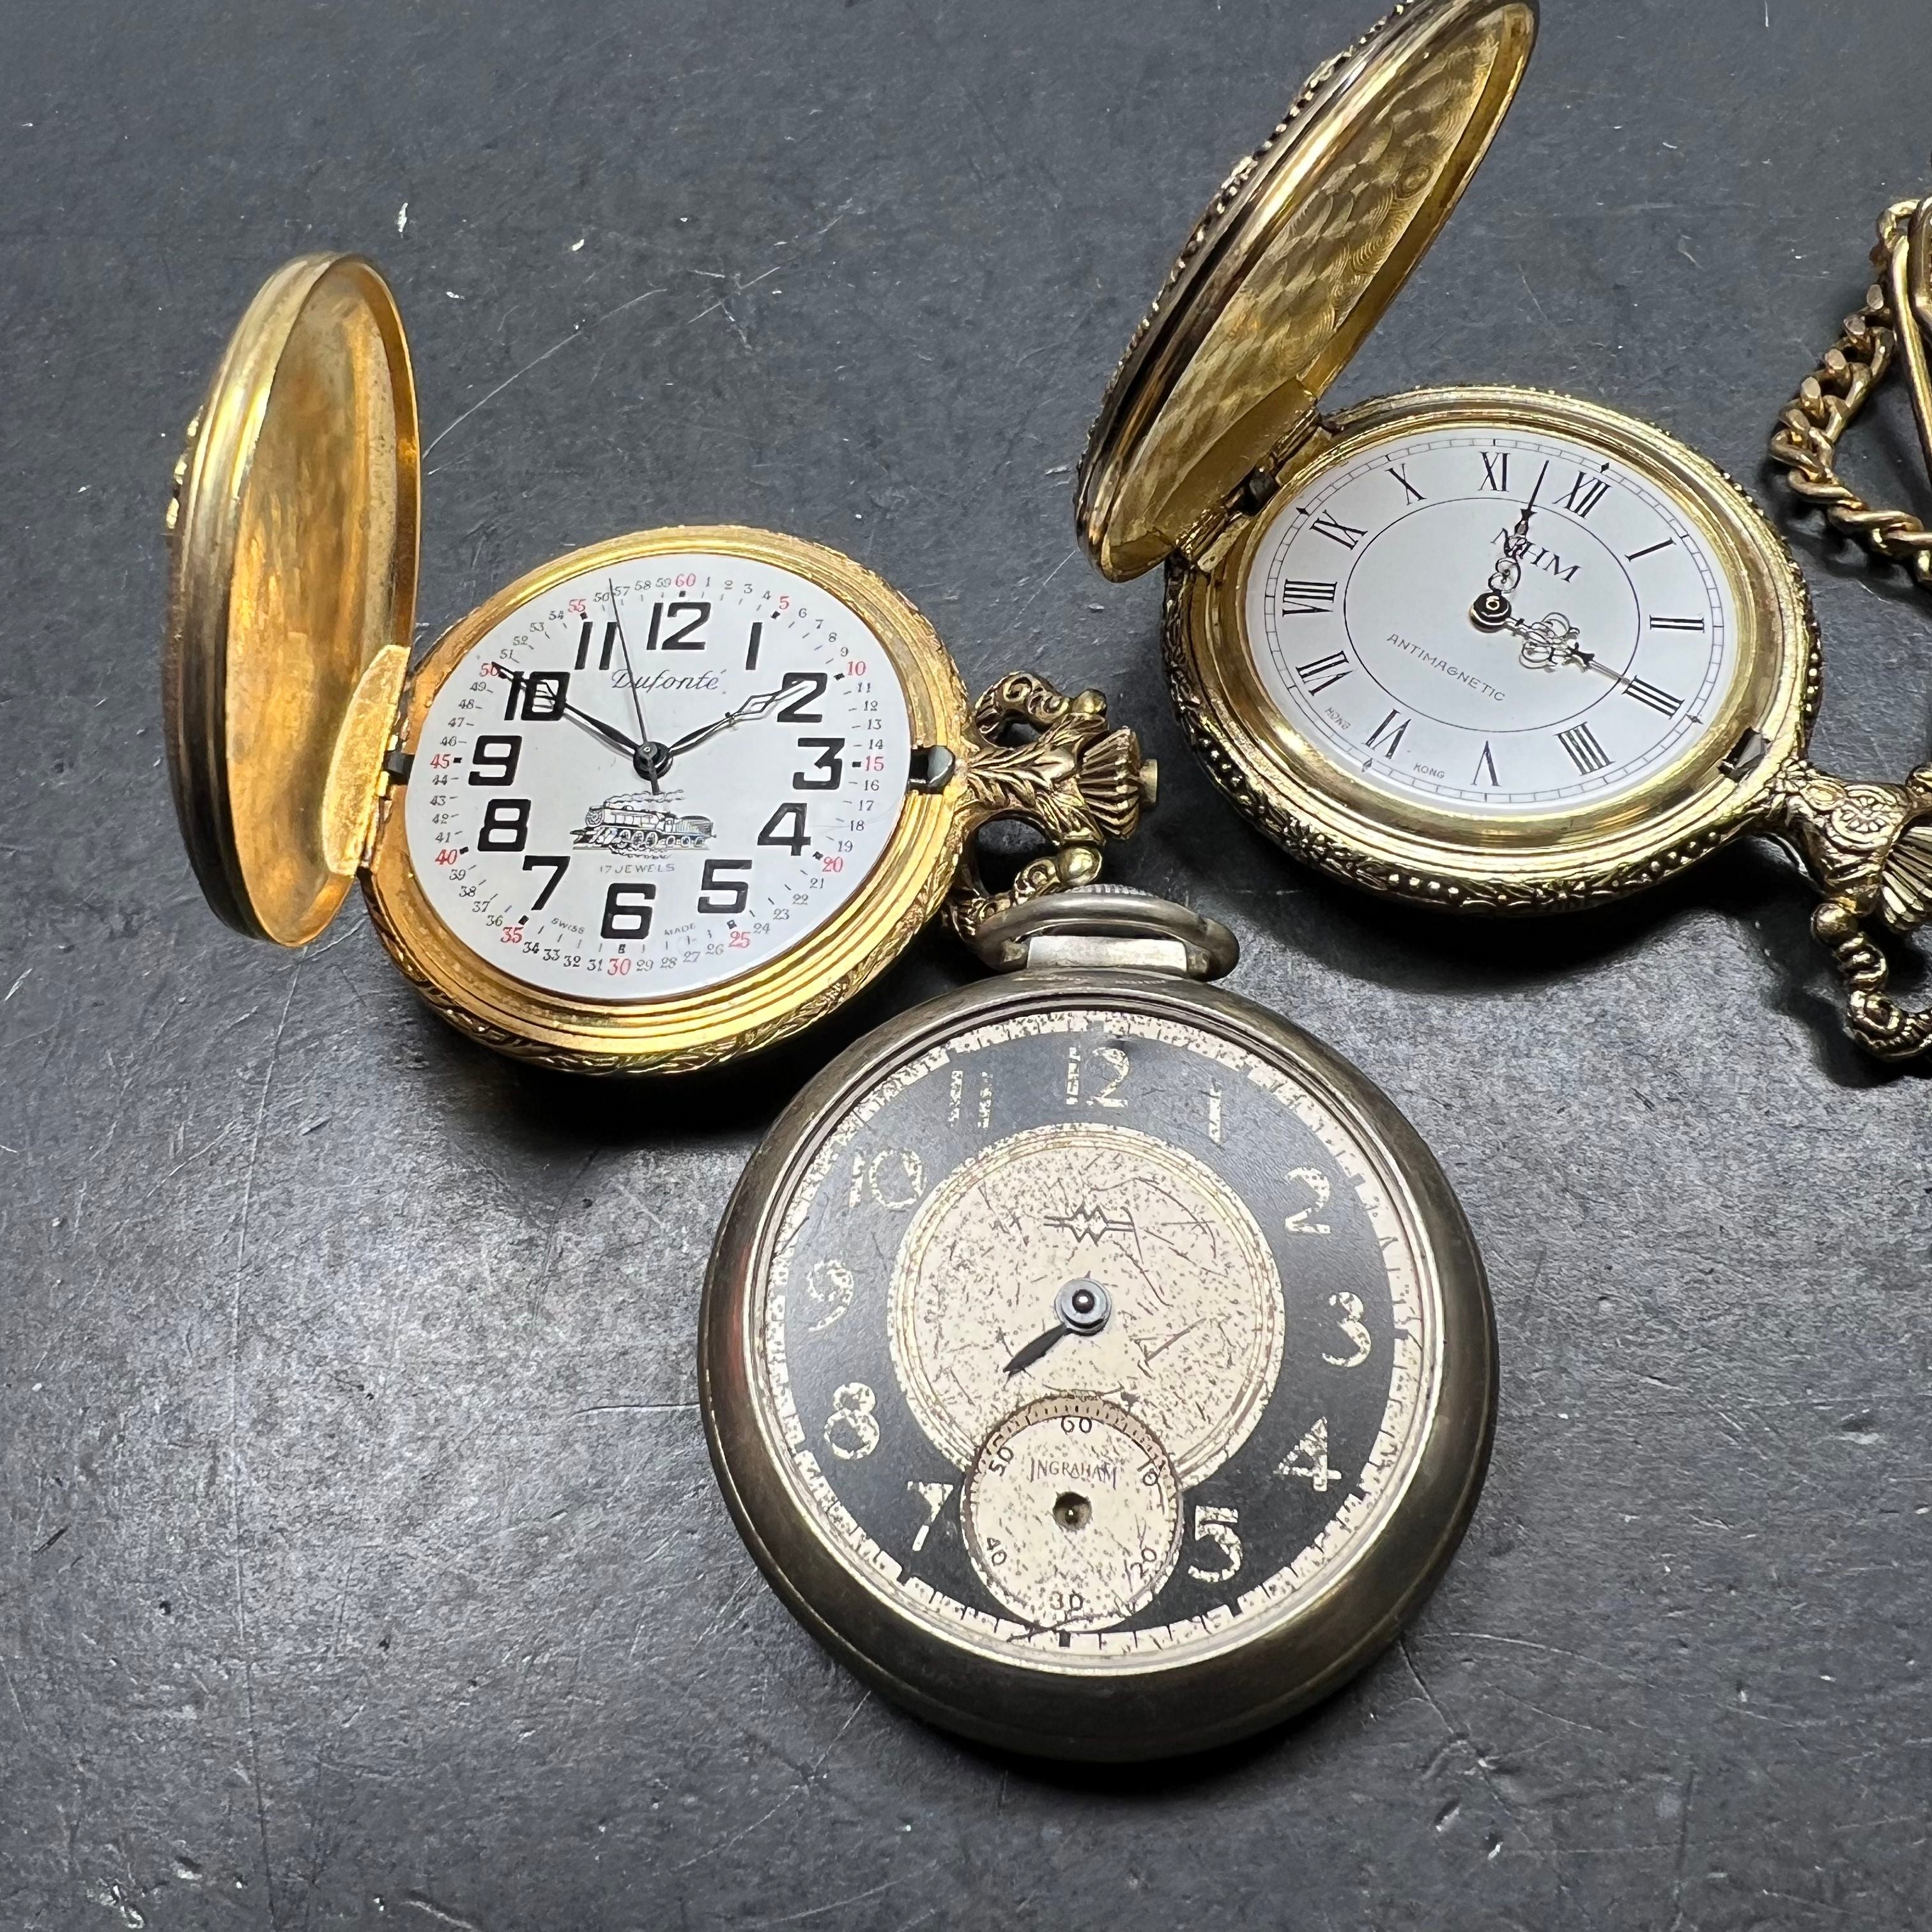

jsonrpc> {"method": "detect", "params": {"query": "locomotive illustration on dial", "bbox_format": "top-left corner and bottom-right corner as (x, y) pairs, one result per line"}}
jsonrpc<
(571, 793), (716, 854)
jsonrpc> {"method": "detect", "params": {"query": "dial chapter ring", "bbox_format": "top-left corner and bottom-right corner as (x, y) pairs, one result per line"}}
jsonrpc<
(364, 525), (970, 1073)
(1172, 385), (1819, 914)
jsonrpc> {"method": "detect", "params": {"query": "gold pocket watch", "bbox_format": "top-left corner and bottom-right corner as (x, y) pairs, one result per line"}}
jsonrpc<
(164, 255), (1153, 1074)
(1075, 0), (1932, 1061)
(702, 886), (1494, 1760)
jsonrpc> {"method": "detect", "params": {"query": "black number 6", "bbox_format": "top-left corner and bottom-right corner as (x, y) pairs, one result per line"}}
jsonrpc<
(601, 882), (656, 939)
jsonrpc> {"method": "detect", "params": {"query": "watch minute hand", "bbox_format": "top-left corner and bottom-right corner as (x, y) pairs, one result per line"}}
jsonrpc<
(484, 664), (646, 758)
(1473, 507), (1537, 629)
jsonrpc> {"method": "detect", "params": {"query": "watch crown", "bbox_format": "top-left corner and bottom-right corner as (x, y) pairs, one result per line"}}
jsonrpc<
(1075, 726), (1156, 841)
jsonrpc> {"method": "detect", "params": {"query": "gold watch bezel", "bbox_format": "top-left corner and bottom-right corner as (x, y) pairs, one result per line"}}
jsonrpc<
(364, 525), (977, 1074)
(1166, 386), (1821, 912)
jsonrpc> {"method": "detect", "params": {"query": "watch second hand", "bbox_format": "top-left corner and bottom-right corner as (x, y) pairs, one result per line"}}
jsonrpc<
(608, 577), (663, 793)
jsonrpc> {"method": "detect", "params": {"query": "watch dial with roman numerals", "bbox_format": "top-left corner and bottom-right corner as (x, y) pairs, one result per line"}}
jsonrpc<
(751, 1000), (1438, 1664)
(1243, 424), (1742, 817)
(405, 551), (913, 1001)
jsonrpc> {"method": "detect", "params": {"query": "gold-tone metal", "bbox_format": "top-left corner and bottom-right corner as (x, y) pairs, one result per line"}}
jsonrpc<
(1765, 763), (1932, 1061)
(944, 673), (1158, 942)
(164, 257), (1149, 1075)
(1078, 0), (1932, 1060)
(1076, 0), (1537, 582)
(362, 529), (1151, 1075)
(163, 254), (419, 944)
(1167, 387), (1818, 910)
(1771, 194), (1932, 589)
(1758, 189), (1932, 1059)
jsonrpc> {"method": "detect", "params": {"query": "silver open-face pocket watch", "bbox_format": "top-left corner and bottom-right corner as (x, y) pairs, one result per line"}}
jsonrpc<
(700, 887), (1494, 1760)
(162, 257), (1153, 1075)
(1073, 0), (1932, 1061)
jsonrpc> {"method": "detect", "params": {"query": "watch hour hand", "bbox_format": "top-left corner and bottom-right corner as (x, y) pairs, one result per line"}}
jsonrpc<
(561, 701), (647, 758)
(484, 663), (674, 782)
(1002, 1278), (1113, 1377)
(1506, 610), (1584, 668)
(1003, 1322), (1070, 1379)
(484, 663), (643, 757)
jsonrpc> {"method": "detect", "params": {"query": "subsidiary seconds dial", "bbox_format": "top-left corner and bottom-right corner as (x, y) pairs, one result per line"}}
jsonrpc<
(406, 551), (914, 1000)
(1244, 424), (1742, 816)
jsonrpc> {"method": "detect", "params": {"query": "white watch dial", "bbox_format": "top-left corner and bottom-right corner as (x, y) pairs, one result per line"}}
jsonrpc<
(1243, 425), (1743, 817)
(405, 551), (914, 1000)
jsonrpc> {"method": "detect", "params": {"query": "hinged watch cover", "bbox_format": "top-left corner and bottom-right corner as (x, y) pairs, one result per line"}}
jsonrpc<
(1075, 0), (1537, 581)
(164, 253), (420, 946)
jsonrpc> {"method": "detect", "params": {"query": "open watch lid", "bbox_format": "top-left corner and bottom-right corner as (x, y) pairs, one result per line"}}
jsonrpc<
(1076, 0), (1537, 581)
(164, 254), (421, 946)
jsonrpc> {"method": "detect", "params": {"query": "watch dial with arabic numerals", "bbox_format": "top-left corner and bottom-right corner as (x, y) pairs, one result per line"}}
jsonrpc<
(1244, 424), (1744, 817)
(405, 551), (914, 1001)
(756, 1001), (1436, 1664)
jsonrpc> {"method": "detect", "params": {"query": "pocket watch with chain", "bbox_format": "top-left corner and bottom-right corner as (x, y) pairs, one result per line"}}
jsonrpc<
(163, 256), (1153, 1075)
(1075, 0), (1932, 1061)
(701, 885), (1494, 1759)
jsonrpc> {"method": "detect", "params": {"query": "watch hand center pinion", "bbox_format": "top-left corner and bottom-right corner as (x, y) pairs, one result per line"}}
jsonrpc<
(1003, 1276), (1115, 1378)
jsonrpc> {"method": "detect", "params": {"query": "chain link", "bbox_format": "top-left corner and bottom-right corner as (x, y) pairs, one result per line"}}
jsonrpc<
(1768, 195), (1932, 587)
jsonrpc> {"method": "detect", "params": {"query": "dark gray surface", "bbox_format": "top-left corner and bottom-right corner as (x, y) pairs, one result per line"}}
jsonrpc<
(3, 2), (1929, 1926)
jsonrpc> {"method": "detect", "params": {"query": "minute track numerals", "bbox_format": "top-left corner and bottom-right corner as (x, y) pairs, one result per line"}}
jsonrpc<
(758, 1005), (1430, 1658)
(1247, 425), (1740, 816)
(406, 551), (913, 1000)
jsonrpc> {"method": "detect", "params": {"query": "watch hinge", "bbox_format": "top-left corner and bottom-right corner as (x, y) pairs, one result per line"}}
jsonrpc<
(1721, 727), (1771, 781)
(1174, 411), (1321, 572)
(356, 668), (415, 873)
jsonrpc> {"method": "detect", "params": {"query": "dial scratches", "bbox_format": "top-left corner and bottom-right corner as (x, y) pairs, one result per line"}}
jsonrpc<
(755, 1006), (1429, 1664)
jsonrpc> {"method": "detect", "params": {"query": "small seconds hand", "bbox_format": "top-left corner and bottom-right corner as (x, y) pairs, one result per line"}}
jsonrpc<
(608, 578), (661, 793)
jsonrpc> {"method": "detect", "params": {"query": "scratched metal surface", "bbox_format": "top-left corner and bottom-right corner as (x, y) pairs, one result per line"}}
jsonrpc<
(2, 2), (1929, 1927)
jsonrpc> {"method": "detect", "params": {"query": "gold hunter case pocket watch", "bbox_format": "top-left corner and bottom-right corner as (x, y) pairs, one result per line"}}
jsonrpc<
(702, 887), (1494, 1761)
(1076, 0), (1932, 1061)
(163, 256), (1153, 1075)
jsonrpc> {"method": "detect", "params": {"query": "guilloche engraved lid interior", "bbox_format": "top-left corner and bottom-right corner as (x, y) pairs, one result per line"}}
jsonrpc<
(164, 253), (420, 946)
(1076, 0), (1538, 582)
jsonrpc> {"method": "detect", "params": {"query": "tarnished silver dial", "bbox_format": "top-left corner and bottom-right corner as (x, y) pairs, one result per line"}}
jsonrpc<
(889, 1120), (1284, 1483)
(701, 893), (1496, 1759)
(746, 1002), (1434, 1660)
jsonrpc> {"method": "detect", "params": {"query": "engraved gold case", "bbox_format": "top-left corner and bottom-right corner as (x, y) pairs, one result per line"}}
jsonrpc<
(1075, 0), (1932, 1059)
(164, 256), (1153, 1075)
